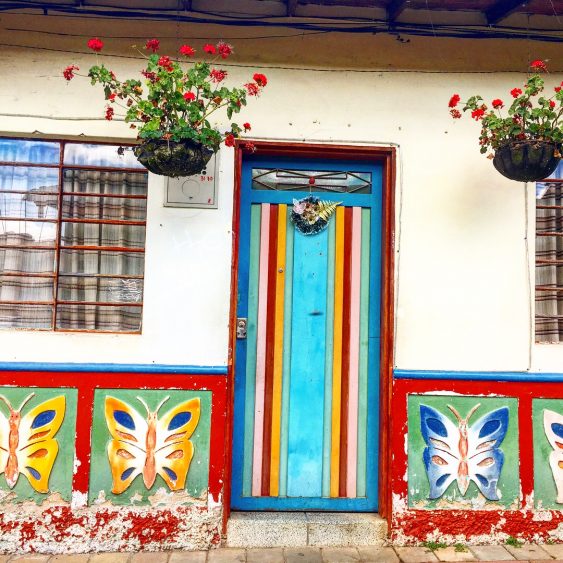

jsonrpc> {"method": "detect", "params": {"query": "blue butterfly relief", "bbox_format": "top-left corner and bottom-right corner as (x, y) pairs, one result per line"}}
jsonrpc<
(419, 403), (509, 501)
(31, 409), (56, 429)
(113, 410), (136, 430)
(168, 411), (191, 431)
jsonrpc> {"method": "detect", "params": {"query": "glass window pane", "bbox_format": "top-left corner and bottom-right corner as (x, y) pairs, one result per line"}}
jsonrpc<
(0, 304), (53, 329)
(0, 193), (58, 220)
(63, 169), (147, 196)
(0, 221), (57, 247)
(252, 168), (372, 194)
(0, 248), (55, 274)
(0, 139), (60, 165)
(58, 276), (143, 303)
(0, 166), (59, 194)
(60, 223), (145, 249)
(0, 275), (53, 302)
(56, 304), (142, 332)
(59, 250), (144, 276)
(62, 194), (146, 221)
(64, 144), (145, 169)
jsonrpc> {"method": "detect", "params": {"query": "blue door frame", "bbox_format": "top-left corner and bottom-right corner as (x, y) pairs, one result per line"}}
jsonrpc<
(231, 154), (382, 511)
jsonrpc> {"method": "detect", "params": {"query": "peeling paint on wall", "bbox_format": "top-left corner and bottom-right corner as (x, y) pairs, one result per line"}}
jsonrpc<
(0, 503), (222, 553)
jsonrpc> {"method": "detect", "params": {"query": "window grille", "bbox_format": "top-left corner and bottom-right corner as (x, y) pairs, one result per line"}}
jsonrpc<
(536, 162), (563, 342)
(0, 138), (148, 333)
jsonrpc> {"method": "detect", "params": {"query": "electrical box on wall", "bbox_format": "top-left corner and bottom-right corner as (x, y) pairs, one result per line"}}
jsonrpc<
(164, 152), (218, 209)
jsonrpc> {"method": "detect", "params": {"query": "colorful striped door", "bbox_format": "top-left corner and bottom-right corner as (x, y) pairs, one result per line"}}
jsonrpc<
(232, 157), (381, 511)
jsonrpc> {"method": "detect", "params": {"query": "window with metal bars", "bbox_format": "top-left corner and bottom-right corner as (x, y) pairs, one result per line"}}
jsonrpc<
(536, 162), (563, 342)
(0, 138), (148, 333)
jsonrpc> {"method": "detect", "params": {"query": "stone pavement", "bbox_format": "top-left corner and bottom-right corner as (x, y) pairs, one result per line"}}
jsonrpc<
(3, 544), (563, 563)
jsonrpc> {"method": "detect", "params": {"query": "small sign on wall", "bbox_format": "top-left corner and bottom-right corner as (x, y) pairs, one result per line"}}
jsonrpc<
(164, 152), (218, 208)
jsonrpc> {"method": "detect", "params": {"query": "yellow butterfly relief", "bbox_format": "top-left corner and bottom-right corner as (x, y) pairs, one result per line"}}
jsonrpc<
(105, 395), (201, 494)
(0, 393), (65, 493)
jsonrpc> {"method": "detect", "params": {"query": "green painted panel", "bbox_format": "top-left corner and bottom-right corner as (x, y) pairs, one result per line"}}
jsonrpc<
(89, 389), (211, 506)
(322, 217), (336, 498)
(279, 209), (295, 497)
(533, 398), (563, 510)
(356, 208), (370, 498)
(407, 394), (519, 510)
(0, 387), (77, 504)
(242, 204), (261, 497)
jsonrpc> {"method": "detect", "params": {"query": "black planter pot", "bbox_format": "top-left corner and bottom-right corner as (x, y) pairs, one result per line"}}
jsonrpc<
(133, 139), (214, 178)
(492, 140), (561, 182)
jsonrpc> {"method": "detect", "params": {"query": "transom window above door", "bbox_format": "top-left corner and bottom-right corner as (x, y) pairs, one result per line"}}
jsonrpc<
(252, 168), (372, 193)
(0, 138), (148, 333)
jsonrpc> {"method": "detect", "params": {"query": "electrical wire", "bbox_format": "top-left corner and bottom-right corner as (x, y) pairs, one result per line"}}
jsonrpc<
(0, 3), (561, 42)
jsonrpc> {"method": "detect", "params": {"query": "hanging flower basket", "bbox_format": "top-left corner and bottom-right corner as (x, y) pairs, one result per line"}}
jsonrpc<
(133, 139), (214, 178)
(448, 59), (563, 183)
(493, 140), (561, 182)
(64, 38), (267, 177)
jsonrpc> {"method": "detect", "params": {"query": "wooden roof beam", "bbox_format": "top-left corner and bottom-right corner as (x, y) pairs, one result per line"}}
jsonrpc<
(387, 0), (407, 23)
(486, 0), (527, 24)
(287, 0), (299, 16)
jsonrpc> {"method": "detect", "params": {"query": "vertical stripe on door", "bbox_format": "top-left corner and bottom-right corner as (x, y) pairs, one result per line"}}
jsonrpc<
(330, 206), (345, 498)
(246, 204), (370, 499)
(346, 206), (362, 497)
(270, 204), (287, 496)
(251, 203), (270, 496)
(356, 208), (371, 497)
(261, 205), (279, 495)
(287, 226), (328, 497)
(279, 209), (294, 497)
(242, 204), (261, 496)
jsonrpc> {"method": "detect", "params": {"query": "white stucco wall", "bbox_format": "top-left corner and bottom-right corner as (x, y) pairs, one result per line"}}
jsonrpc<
(0, 14), (561, 371)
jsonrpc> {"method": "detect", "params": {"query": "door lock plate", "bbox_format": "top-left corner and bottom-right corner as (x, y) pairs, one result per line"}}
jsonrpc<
(236, 317), (248, 339)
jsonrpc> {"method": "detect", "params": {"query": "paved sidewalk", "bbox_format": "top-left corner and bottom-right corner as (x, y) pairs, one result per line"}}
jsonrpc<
(3, 544), (563, 563)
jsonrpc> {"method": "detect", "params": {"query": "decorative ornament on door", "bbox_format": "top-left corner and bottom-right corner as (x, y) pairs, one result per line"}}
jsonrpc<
(291, 196), (340, 235)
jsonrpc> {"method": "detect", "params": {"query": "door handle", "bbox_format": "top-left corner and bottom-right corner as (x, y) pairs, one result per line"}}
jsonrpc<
(236, 318), (248, 339)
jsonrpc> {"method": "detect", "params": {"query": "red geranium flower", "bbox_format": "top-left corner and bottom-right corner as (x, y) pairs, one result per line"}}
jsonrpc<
(63, 65), (79, 81)
(245, 82), (260, 96)
(550, 100), (556, 108)
(492, 99), (504, 109)
(243, 122), (251, 131)
(243, 142), (256, 153)
(210, 69), (227, 83)
(141, 70), (157, 82)
(204, 44), (217, 55)
(158, 56), (174, 71)
(179, 45), (195, 57)
(511, 88), (522, 98)
(448, 94), (460, 108)
(530, 59), (548, 72)
(183, 92), (196, 101)
(471, 108), (485, 120)
(108, 92), (116, 101)
(105, 106), (114, 121)
(555, 86), (561, 93)
(87, 37), (104, 52)
(217, 42), (233, 59)
(225, 134), (235, 147)
(145, 39), (160, 53)
(253, 73), (267, 87)
(449, 109), (462, 119)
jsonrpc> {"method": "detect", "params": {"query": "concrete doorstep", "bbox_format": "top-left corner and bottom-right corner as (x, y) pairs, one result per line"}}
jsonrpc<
(2, 544), (563, 563)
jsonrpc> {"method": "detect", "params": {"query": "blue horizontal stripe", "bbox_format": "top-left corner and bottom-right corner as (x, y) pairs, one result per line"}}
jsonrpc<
(0, 362), (228, 375)
(394, 369), (563, 383)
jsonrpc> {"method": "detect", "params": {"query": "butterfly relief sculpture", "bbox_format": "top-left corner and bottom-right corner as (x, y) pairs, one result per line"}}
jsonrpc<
(0, 393), (65, 493)
(420, 403), (509, 501)
(543, 409), (563, 503)
(105, 395), (200, 494)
